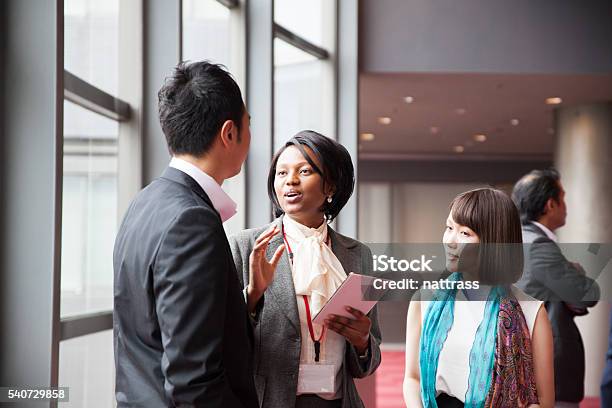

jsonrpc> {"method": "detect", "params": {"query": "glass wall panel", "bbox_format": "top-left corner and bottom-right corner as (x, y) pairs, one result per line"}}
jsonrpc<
(273, 0), (336, 150)
(274, 0), (325, 46)
(61, 100), (118, 317)
(182, 0), (232, 67)
(59, 330), (115, 407)
(65, 0), (119, 95)
(274, 39), (334, 151)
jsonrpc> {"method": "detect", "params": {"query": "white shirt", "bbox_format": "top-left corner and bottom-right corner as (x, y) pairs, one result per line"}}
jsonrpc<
(169, 157), (237, 222)
(531, 221), (558, 242)
(419, 286), (543, 402)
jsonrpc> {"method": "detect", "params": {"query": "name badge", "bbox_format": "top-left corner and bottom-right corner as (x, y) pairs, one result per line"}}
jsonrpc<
(297, 364), (336, 394)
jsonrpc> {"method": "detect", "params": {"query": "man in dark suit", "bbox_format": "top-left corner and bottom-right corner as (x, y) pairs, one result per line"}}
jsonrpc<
(512, 169), (600, 408)
(113, 61), (258, 407)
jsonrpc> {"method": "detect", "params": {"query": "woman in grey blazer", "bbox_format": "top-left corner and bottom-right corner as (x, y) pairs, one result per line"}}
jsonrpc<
(229, 131), (382, 408)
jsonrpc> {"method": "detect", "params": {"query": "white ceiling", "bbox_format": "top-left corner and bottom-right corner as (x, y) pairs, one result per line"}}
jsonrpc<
(359, 73), (612, 160)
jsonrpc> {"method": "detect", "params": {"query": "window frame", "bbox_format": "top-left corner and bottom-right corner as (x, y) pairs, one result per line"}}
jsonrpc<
(51, 0), (144, 401)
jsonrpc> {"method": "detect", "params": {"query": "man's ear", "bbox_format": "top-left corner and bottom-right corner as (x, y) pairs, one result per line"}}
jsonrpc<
(544, 197), (556, 214)
(219, 119), (235, 147)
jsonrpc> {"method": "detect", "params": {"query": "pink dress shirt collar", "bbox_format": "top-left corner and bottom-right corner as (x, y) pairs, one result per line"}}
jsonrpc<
(169, 157), (237, 223)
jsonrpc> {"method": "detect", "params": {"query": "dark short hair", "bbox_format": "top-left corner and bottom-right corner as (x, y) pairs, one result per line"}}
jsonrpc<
(158, 60), (244, 156)
(267, 130), (355, 221)
(450, 188), (524, 285)
(511, 169), (561, 224)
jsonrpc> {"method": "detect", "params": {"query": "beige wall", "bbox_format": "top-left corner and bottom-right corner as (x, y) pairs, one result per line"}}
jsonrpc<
(359, 181), (512, 243)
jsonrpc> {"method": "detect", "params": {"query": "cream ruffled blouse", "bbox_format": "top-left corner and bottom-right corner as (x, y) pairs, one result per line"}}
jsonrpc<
(282, 215), (348, 399)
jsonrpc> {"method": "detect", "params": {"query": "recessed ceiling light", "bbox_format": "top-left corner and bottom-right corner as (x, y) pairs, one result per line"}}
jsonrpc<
(429, 126), (439, 134)
(455, 108), (467, 115)
(510, 119), (520, 126)
(377, 117), (392, 125)
(546, 97), (562, 105)
(360, 132), (375, 141)
(453, 145), (465, 153)
(404, 96), (415, 104)
(473, 134), (487, 142)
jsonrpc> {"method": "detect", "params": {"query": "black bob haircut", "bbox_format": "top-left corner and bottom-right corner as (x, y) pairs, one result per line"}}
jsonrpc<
(511, 168), (561, 225)
(451, 188), (524, 285)
(157, 60), (244, 157)
(267, 130), (355, 222)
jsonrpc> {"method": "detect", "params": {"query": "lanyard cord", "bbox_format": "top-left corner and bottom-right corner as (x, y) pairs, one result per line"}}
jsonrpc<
(281, 221), (329, 362)
(301, 294), (325, 343)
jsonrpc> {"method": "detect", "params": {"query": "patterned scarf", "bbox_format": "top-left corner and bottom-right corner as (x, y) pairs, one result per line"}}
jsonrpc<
(484, 296), (539, 407)
(420, 273), (538, 407)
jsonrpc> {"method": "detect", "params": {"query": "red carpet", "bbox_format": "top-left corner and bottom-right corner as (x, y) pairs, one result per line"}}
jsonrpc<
(375, 350), (408, 408)
(376, 350), (601, 408)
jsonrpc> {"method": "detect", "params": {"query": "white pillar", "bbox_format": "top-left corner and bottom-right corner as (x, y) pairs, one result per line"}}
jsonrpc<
(555, 102), (612, 397)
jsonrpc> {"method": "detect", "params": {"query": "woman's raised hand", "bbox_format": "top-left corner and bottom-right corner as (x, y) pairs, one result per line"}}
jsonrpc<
(246, 225), (285, 312)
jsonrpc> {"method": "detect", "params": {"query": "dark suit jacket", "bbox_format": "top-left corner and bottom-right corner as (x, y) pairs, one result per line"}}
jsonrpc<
(516, 222), (600, 403)
(602, 308), (612, 408)
(229, 217), (382, 408)
(113, 167), (258, 408)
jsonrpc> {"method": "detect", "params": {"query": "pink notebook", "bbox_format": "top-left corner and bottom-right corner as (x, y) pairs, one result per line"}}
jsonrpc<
(312, 272), (386, 325)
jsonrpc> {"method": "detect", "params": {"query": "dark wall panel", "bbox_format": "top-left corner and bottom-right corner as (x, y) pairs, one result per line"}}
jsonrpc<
(361, 0), (612, 74)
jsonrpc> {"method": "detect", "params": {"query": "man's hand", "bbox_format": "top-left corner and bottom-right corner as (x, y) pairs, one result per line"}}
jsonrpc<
(325, 306), (371, 355)
(246, 226), (285, 313)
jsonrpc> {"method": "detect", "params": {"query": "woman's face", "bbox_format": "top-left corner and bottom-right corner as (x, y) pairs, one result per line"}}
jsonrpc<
(274, 145), (330, 226)
(443, 211), (480, 272)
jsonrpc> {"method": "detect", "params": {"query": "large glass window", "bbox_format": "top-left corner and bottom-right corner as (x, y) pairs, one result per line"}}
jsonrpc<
(274, 0), (326, 46)
(59, 330), (115, 407)
(64, 0), (119, 96)
(62, 100), (118, 317)
(273, 0), (336, 151)
(182, 0), (232, 66)
(274, 38), (334, 150)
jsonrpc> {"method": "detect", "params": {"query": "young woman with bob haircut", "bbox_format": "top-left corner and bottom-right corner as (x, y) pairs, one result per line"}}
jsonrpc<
(403, 188), (554, 408)
(229, 130), (381, 408)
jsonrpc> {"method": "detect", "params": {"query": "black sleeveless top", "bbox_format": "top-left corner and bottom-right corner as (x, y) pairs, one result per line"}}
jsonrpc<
(436, 393), (464, 408)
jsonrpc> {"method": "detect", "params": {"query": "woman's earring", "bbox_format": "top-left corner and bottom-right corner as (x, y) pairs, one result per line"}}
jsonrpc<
(327, 196), (333, 203)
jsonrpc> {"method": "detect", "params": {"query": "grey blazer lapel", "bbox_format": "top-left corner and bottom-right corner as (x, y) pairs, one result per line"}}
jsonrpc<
(329, 227), (360, 275)
(265, 217), (300, 334)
